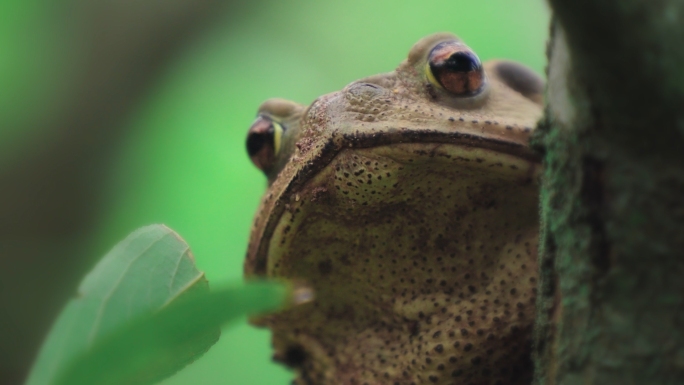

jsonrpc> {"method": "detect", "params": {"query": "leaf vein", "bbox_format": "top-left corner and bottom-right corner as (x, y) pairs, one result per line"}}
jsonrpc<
(86, 231), (171, 346)
(168, 245), (191, 294)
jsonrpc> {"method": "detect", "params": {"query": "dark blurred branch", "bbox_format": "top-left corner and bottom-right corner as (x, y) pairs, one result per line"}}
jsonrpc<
(548, 0), (684, 160)
(0, 0), (240, 382)
(534, 1), (684, 384)
(0, 0), (231, 236)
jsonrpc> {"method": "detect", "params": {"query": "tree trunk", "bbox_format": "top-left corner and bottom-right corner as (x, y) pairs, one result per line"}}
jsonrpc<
(533, 1), (684, 384)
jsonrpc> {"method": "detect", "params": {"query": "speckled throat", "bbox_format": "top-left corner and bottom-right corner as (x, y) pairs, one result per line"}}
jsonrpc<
(246, 139), (540, 385)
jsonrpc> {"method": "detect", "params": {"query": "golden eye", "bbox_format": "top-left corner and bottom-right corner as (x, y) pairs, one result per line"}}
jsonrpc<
(426, 41), (485, 96)
(246, 115), (284, 172)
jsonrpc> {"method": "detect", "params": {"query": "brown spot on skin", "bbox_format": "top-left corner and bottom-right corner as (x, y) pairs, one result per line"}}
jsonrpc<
(273, 345), (307, 368)
(467, 183), (498, 209)
(310, 186), (328, 202)
(408, 321), (420, 336)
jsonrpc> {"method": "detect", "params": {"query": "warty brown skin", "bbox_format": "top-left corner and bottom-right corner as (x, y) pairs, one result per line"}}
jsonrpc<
(244, 33), (544, 385)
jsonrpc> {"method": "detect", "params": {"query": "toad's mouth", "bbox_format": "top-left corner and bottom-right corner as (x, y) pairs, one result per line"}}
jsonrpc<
(245, 141), (540, 385)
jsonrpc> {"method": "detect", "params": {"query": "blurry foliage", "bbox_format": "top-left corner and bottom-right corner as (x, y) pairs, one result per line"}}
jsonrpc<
(0, 0), (66, 153)
(0, 0), (548, 384)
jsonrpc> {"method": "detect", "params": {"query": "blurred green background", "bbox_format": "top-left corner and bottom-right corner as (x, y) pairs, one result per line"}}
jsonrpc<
(0, 0), (548, 384)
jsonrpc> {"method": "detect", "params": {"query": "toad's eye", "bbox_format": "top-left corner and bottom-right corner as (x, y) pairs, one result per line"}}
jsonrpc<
(426, 41), (485, 96)
(246, 115), (284, 172)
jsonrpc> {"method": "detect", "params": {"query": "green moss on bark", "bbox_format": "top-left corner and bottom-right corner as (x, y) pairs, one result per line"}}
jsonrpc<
(534, 2), (684, 384)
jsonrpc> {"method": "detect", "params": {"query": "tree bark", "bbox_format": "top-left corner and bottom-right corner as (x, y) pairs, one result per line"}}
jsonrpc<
(534, 1), (684, 384)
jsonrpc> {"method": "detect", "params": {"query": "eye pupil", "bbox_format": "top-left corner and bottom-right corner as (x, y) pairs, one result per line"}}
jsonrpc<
(246, 116), (277, 172)
(443, 51), (479, 72)
(246, 126), (273, 157)
(428, 41), (484, 96)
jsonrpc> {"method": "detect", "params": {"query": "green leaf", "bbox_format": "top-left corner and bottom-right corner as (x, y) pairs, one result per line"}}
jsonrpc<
(25, 224), (290, 385)
(25, 225), (208, 385)
(55, 281), (288, 385)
